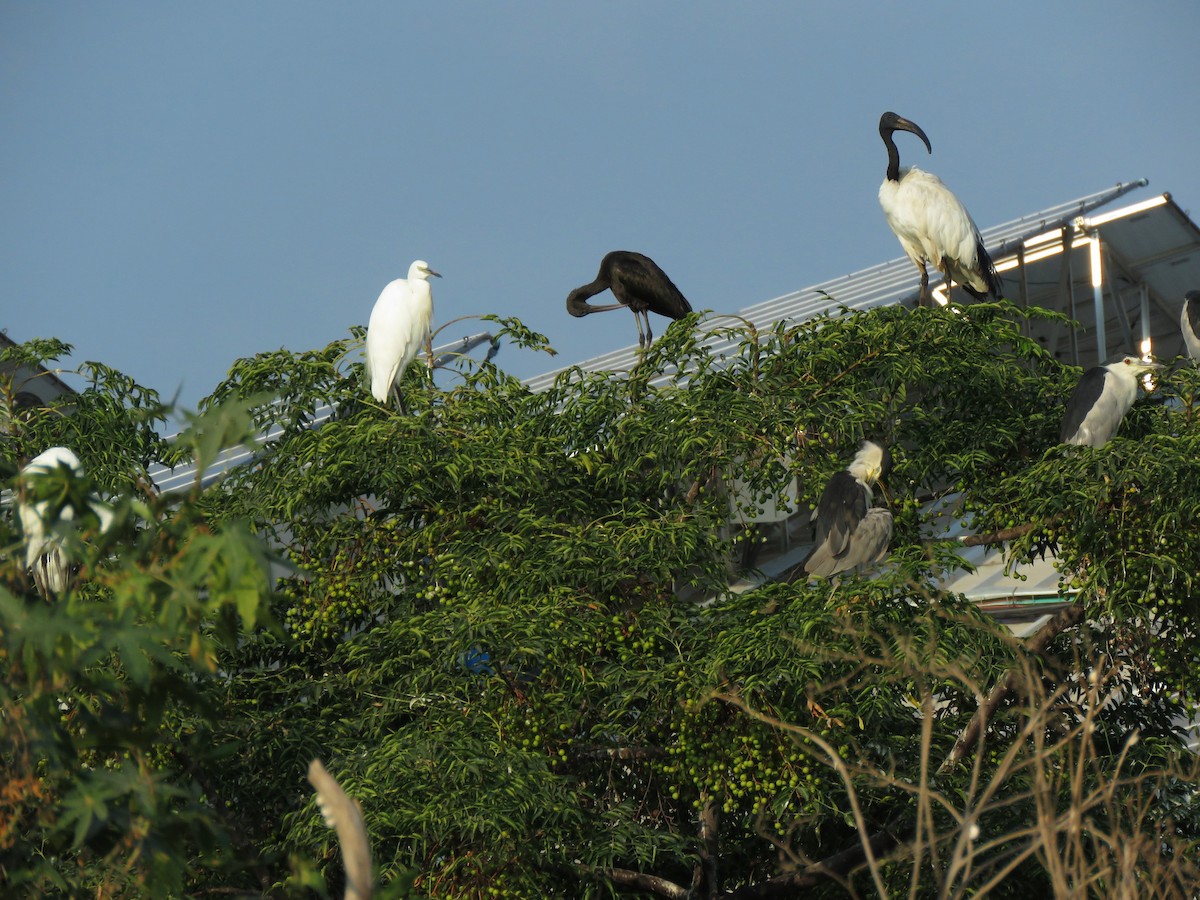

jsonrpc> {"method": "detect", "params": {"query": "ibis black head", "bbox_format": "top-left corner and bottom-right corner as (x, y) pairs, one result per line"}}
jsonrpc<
(566, 289), (593, 317)
(879, 111), (931, 155)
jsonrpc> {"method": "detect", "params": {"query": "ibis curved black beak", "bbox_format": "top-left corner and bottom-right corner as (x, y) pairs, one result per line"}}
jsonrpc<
(880, 111), (931, 154)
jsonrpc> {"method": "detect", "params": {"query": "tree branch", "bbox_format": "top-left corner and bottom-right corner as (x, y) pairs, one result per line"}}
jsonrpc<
(691, 794), (720, 898)
(941, 601), (1084, 770)
(578, 865), (689, 899)
(959, 522), (1038, 547)
(719, 601), (1087, 897)
(574, 745), (666, 761)
(725, 824), (904, 898)
(594, 602), (1088, 899)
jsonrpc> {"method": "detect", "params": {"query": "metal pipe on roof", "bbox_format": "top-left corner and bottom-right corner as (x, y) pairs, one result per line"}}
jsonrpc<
(1089, 235), (1107, 361)
(1016, 244), (1029, 338)
(1061, 226), (1079, 366)
(1139, 283), (1152, 358)
(431, 332), (497, 368)
(1102, 253), (1135, 351)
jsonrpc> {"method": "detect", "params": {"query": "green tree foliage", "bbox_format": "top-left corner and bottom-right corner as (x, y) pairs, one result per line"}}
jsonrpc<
(3, 303), (1199, 897)
(1, 346), (274, 895)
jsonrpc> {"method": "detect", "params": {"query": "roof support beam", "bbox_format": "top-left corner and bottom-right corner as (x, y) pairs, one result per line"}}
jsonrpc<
(1089, 236), (1107, 361)
(1057, 227), (1080, 366)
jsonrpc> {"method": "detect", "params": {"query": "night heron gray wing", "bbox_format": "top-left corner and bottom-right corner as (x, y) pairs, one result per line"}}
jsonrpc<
(812, 469), (868, 559)
(803, 440), (892, 578)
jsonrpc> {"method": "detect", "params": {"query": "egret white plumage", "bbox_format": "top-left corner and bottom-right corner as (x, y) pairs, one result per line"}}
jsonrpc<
(567, 250), (692, 348)
(802, 440), (894, 578)
(877, 112), (1002, 306)
(366, 260), (441, 408)
(1180, 290), (1200, 360)
(1060, 354), (1162, 447)
(16, 447), (112, 599)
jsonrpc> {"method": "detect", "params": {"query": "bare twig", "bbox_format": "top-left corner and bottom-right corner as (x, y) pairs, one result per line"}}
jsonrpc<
(578, 865), (689, 899)
(942, 602), (1084, 771)
(958, 522), (1039, 547)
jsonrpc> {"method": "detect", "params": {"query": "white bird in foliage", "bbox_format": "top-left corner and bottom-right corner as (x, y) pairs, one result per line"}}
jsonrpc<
(366, 260), (441, 409)
(1060, 354), (1161, 447)
(16, 447), (112, 599)
(1180, 290), (1200, 360)
(878, 111), (1002, 306)
(802, 440), (893, 579)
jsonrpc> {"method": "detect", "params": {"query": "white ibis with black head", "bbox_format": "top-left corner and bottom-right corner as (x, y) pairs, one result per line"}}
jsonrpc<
(16, 447), (112, 599)
(878, 112), (1002, 306)
(802, 440), (894, 578)
(566, 250), (692, 348)
(1180, 290), (1200, 360)
(366, 260), (441, 409)
(1060, 354), (1162, 447)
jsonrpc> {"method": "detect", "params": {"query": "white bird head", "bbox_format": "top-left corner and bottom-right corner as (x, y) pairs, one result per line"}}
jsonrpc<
(23, 446), (83, 478)
(18, 446), (114, 532)
(848, 440), (891, 485)
(1106, 353), (1162, 379)
(408, 260), (442, 281)
(1108, 350), (1156, 367)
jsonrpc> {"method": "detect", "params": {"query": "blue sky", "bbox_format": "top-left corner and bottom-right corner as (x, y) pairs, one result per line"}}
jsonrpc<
(3, 2), (1198, 415)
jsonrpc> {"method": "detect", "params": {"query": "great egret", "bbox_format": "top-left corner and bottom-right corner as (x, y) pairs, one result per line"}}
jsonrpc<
(802, 440), (893, 578)
(1060, 354), (1161, 447)
(366, 260), (441, 408)
(566, 250), (692, 348)
(878, 112), (1002, 306)
(16, 447), (112, 599)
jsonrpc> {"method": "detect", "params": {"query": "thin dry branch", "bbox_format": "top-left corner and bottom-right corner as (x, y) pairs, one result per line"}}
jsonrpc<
(942, 602), (1084, 771)
(579, 865), (690, 899)
(958, 522), (1039, 547)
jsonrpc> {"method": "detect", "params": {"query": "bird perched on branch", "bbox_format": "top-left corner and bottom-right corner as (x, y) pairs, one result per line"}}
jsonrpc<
(802, 440), (893, 578)
(877, 112), (1001, 305)
(566, 250), (692, 349)
(1060, 354), (1161, 447)
(366, 260), (441, 409)
(16, 447), (113, 599)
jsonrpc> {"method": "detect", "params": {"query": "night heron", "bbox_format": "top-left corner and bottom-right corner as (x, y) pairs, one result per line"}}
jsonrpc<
(566, 250), (692, 348)
(802, 440), (894, 578)
(366, 260), (441, 408)
(878, 112), (1002, 306)
(1060, 354), (1162, 447)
